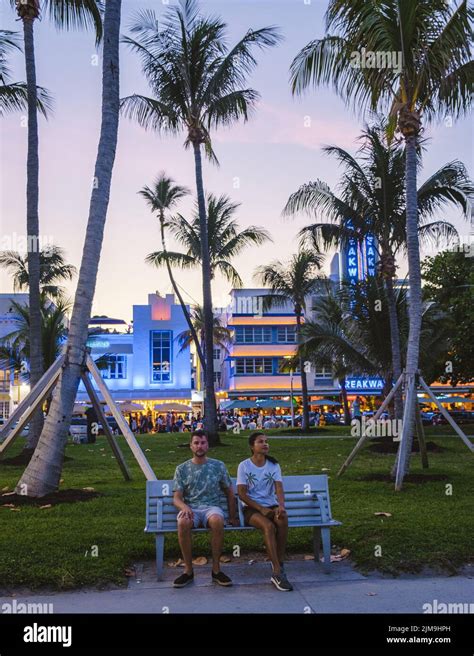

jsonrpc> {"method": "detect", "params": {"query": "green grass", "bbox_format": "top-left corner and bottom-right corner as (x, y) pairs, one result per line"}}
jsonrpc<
(0, 425), (473, 589)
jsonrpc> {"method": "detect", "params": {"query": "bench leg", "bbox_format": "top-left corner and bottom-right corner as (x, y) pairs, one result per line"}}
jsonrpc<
(321, 528), (331, 574)
(313, 527), (321, 563)
(155, 534), (165, 581)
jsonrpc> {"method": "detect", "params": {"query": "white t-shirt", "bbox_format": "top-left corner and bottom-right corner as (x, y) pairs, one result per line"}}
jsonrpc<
(237, 458), (283, 507)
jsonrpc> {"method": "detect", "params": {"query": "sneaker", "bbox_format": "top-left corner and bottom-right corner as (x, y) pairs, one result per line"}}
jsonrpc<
(271, 572), (293, 592)
(212, 570), (233, 586)
(173, 571), (194, 588)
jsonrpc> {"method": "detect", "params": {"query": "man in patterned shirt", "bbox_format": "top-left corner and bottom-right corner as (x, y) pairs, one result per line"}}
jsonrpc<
(172, 430), (239, 588)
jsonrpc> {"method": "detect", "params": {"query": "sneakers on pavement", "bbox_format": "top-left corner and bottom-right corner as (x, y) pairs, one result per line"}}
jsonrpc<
(212, 570), (233, 586)
(271, 572), (293, 592)
(173, 571), (194, 588)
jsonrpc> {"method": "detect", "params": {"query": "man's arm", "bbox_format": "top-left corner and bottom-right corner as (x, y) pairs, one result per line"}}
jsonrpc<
(173, 489), (193, 519)
(223, 485), (239, 526)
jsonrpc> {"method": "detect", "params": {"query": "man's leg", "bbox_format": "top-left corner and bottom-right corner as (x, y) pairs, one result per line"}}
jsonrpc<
(247, 512), (281, 575)
(207, 514), (225, 573)
(177, 515), (194, 574)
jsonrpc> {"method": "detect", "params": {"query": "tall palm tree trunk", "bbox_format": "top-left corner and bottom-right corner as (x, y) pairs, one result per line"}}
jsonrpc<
(296, 312), (310, 430)
(384, 275), (403, 420)
(159, 212), (205, 369)
(340, 378), (350, 425)
(16, 0), (122, 497)
(23, 15), (44, 452)
(393, 134), (423, 481)
(192, 141), (219, 446)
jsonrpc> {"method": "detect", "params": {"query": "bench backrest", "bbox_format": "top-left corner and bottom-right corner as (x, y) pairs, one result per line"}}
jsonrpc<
(145, 474), (333, 531)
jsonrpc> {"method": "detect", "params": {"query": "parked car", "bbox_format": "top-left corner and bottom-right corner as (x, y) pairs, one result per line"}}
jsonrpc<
(421, 411), (436, 426)
(432, 410), (473, 425)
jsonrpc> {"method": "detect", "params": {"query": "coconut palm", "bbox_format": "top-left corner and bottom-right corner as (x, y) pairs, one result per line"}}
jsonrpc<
(300, 280), (449, 430)
(122, 0), (281, 443)
(0, 298), (69, 451)
(176, 305), (232, 391)
(0, 246), (77, 301)
(290, 0), (473, 485)
(16, 0), (122, 497)
(284, 123), (473, 420)
(147, 193), (272, 286)
(9, 0), (102, 474)
(0, 29), (51, 116)
(138, 172), (205, 368)
(255, 251), (325, 430)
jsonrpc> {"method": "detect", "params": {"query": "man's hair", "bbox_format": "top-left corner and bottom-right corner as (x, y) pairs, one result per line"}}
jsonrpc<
(190, 429), (208, 443)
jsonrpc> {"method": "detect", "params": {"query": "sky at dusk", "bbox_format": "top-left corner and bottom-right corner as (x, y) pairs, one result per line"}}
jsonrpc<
(1, 0), (472, 323)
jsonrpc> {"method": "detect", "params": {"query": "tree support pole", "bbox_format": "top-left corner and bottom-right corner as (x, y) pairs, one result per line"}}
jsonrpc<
(86, 354), (157, 481)
(0, 355), (65, 456)
(80, 372), (131, 481)
(337, 373), (404, 477)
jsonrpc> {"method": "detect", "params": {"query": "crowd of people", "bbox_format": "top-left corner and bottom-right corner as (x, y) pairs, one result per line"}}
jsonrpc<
(127, 412), (205, 434)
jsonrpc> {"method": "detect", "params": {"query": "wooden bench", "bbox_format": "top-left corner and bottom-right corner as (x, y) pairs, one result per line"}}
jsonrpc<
(145, 474), (341, 580)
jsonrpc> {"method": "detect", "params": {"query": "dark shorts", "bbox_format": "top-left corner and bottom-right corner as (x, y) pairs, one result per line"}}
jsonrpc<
(243, 505), (278, 526)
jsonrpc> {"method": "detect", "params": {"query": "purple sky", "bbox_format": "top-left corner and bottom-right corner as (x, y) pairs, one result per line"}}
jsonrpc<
(1, 0), (472, 322)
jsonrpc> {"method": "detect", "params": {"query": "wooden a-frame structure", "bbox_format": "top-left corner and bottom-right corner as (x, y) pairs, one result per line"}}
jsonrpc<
(0, 350), (157, 482)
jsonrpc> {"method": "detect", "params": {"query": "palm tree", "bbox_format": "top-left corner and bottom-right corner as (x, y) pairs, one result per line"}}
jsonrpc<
(16, 0), (122, 497)
(0, 245), (77, 301)
(0, 298), (69, 451)
(122, 0), (281, 443)
(300, 280), (448, 430)
(0, 29), (51, 116)
(176, 305), (232, 392)
(146, 193), (271, 287)
(255, 251), (325, 430)
(138, 172), (205, 368)
(284, 123), (473, 420)
(290, 0), (473, 485)
(0, 245), (76, 448)
(9, 0), (102, 479)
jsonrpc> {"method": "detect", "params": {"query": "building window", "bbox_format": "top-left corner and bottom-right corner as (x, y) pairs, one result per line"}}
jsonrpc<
(101, 355), (127, 379)
(0, 369), (10, 393)
(235, 326), (272, 343)
(151, 330), (172, 382)
(213, 348), (221, 360)
(235, 358), (273, 375)
(314, 367), (331, 379)
(0, 401), (10, 419)
(277, 358), (300, 374)
(213, 371), (221, 384)
(277, 326), (296, 343)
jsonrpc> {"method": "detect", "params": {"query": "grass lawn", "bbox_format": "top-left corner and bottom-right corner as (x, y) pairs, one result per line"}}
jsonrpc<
(0, 425), (473, 590)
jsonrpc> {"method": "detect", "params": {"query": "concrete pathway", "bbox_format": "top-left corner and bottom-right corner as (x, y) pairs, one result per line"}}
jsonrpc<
(1, 561), (473, 614)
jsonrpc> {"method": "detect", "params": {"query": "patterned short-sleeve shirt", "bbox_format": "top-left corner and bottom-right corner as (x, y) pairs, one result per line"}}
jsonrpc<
(173, 458), (232, 509)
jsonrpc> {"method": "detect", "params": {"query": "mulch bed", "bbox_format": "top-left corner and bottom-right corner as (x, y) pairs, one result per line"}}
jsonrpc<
(0, 451), (74, 467)
(0, 489), (102, 507)
(368, 440), (447, 454)
(359, 473), (450, 484)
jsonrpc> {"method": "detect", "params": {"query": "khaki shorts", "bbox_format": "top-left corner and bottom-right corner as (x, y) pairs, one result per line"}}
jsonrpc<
(177, 506), (224, 528)
(243, 505), (278, 526)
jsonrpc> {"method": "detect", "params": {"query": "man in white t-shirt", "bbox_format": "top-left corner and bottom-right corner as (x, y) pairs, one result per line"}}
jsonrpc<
(237, 432), (293, 592)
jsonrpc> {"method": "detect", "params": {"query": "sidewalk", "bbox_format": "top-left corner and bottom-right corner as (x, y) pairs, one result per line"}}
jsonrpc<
(1, 560), (473, 614)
